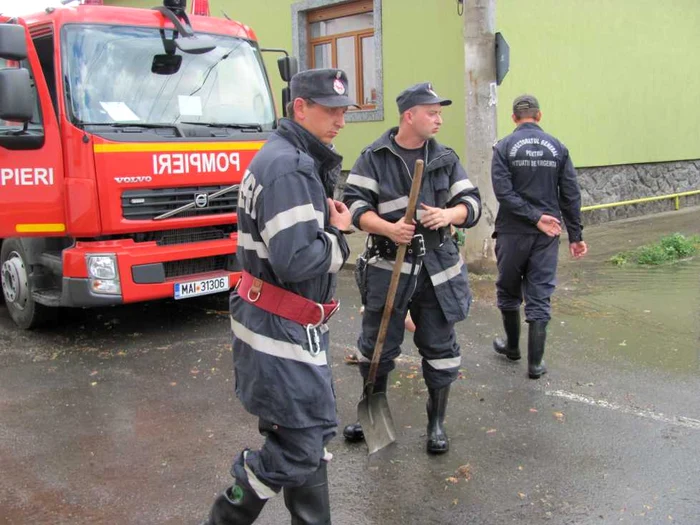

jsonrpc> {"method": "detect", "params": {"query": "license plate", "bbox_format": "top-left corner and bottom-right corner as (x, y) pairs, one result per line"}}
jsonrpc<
(174, 276), (229, 299)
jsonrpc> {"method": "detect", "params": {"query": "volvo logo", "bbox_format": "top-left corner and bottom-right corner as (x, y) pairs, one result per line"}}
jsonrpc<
(194, 193), (209, 208)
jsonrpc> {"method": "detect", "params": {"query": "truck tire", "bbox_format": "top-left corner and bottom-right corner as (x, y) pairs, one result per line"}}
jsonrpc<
(1, 238), (51, 330)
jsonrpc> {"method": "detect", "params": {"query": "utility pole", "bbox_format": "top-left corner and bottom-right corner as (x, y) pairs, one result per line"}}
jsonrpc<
(463, 0), (498, 273)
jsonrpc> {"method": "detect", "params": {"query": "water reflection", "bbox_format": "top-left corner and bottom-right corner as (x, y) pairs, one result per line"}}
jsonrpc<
(555, 257), (700, 373)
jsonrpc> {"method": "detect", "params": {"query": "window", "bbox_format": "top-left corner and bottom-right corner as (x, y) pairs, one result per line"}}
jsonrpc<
(61, 25), (275, 129)
(308, 1), (375, 109)
(293, 0), (383, 122)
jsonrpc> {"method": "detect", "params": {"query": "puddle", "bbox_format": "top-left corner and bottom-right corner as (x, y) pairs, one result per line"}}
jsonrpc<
(556, 257), (699, 373)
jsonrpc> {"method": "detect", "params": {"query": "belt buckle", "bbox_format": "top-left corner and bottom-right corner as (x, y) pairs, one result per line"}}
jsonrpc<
(413, 233), (426, 257)
(323, 301), (340, 323)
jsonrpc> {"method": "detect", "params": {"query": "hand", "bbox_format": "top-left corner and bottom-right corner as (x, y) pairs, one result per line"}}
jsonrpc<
(536, 214), (562, 237)
(418, 203), (453, 230)
(328, 198), (352, 232)
(569, 241), (588, 259)
(388, 218), (416, 244)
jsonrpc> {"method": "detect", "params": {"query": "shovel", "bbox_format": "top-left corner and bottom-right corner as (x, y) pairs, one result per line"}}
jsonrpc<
(358, 159), (425, 455)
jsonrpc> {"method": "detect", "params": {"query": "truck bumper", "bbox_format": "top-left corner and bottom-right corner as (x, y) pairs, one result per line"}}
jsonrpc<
(60, 235), (241, 306)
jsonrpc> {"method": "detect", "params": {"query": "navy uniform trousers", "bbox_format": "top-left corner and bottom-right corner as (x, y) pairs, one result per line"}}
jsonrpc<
(495, 232), (559, 322)
(235, 419), (336, 497)
(358, 265), (461, 389)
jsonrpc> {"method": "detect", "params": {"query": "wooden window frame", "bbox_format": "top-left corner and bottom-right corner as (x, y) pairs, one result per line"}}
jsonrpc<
(307, 1), (376, 110)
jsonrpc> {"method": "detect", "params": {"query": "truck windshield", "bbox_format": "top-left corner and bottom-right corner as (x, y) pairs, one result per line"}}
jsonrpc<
(61, 25), (275, 129)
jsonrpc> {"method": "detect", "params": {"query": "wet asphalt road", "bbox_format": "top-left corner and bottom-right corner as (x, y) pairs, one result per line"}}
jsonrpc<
(1, 209), (699, 525)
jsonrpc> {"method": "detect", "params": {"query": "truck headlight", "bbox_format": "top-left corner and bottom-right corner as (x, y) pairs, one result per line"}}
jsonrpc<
(87, 255), (117, 280)
(86, 254), (121, 295)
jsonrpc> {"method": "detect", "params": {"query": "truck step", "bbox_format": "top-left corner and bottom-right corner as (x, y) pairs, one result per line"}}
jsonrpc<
(32, 289), (61, 307)
(39, 252), (62, 274)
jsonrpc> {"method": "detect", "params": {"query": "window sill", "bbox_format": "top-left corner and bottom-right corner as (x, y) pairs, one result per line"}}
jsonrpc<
(346, 106), (383, 123)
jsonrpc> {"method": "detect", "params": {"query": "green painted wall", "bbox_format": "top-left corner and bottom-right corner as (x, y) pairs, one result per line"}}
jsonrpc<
(497, 0), (700, 167)
(107, 0), (700, 169)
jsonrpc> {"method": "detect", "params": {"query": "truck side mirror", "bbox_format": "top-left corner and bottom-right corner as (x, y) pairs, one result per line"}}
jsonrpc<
(0, 69), (34, 122)
(281, 86), (291, 117)
(0, 23), (28, 61)
(277, 56), (298, 82)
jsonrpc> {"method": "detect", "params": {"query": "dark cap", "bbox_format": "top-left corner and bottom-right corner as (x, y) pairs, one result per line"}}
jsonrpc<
(513, 94), (540, 112)
(396, 82), (452, 114)
(290, 68), (359, 108)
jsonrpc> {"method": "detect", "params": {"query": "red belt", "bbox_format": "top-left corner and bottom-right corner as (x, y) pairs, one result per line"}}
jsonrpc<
(236, 271), (339, 327)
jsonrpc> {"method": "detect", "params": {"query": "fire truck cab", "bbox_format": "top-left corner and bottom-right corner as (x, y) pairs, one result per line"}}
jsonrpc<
(0, 0), (295, 329)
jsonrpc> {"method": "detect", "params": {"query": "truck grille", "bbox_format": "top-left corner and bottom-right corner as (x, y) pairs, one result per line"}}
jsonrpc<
(127, 226), (235, 246)
(122, 185), (238, 220)
(164, 255), (228, 279)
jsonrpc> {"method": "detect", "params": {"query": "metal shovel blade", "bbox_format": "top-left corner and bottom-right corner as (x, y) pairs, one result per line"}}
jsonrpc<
(357, 388), (397, 455)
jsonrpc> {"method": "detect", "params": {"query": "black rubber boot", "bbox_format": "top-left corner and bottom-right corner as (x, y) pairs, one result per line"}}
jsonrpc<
(283, 462), (331, 525)
(426, 385), (450, 454)
(343, 374), (389, 442)
(493, 309), (521, 361)
(528, 320), (548, 379)
(205, 480), (267, 525)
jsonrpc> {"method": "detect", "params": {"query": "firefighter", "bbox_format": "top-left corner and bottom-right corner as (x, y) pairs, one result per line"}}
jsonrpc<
(491, 94), (587, 379)
(204, 69), (356, 525)
(342, 82), (482, 454)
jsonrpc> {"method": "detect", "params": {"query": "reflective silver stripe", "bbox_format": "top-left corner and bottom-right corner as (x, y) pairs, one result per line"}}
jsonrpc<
(239, 232), (269, 259)
(425, 356), (462, 370)
(316, 209), (325, 229)
(244, 451), (277, 499)
(346, 173), (379, 194)
(431, 257), (464, 286)
(349, 199), (371, 216)
(465, 196), (480, 218)
(231, 318), (328, 366)
(378, 196), (409, 215)
(449, 179), (474, 199)
(251, 184), (263, 220)
(261, 203), (319, 243)
(324, 231), (344, 273)
(368, 257), (418, 275)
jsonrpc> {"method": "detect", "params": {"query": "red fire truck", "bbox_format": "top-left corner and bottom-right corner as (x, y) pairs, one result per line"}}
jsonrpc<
(0, 0), (295, 329)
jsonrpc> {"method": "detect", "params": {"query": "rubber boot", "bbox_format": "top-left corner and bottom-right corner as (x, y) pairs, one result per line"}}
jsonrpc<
(528, 320), (548, 379)
(426, 385), (450, 454)
(343, 374), (389, 442)
(204, 479), (266, 525)
(493, 310), (522, 361)
(283, 462), (331, 525)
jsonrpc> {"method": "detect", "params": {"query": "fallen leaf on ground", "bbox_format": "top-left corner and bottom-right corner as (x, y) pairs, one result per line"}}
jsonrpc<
(445, 476), (459, 484)
(455, 464), (472, 481)
(518, 492), (526, 500)
(553, 411), (565, 421)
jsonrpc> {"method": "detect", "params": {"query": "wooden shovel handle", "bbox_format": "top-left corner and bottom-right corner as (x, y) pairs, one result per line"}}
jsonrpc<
(366, 159), (424, 386)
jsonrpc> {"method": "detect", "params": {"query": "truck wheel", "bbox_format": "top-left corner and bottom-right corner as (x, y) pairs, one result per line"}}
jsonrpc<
(1, 239), (50, 330)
